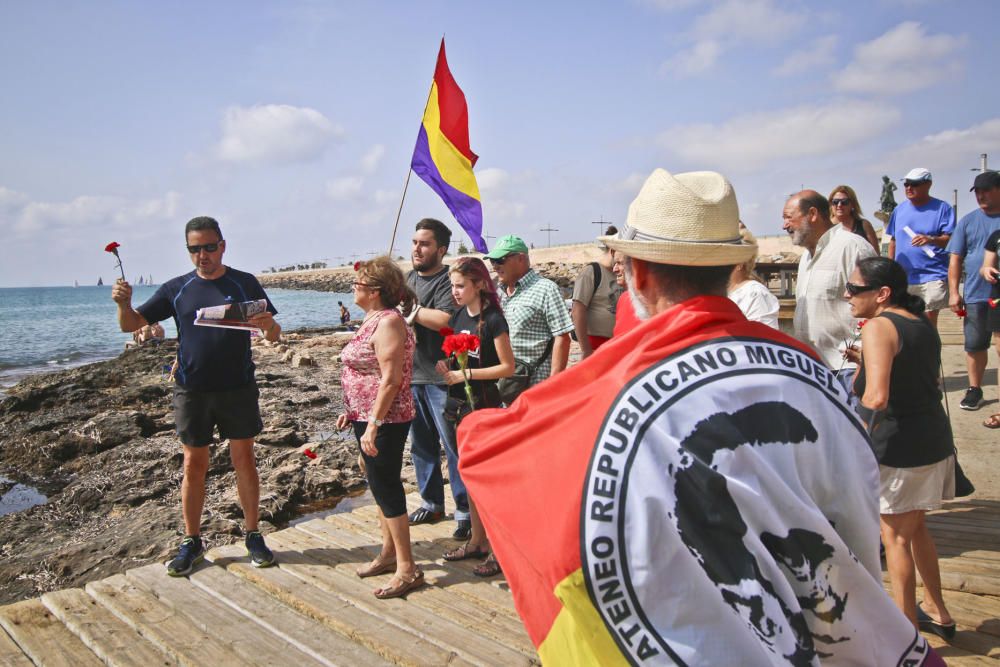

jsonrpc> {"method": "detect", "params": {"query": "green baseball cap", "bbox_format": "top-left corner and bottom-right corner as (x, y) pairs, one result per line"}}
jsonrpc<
(484, 234), (529, 259)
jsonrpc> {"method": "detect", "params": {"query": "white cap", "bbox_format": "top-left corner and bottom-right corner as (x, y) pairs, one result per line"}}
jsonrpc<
(903, 168), (932, 183)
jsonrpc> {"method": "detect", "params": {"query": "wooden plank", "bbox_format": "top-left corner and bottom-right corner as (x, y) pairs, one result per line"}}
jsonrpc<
(925, 635), (998, 666)
(0, 599), (104, 667)
(288, 522), (533, 654)
(262, 530), (535, 665)
(0, 625), (32, 667)
(207, 543), (465, 667)
(125, 563), (323, 667)
(305, 515), (521, 617)
(41, 588), (172, 667)
(86, 573), (245, 666)
(188, 564), (394, 667)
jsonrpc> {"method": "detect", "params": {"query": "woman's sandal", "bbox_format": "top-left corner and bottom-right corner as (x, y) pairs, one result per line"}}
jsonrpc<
(473, 553), (502, 578)
(983, 414), (1000, 429)
(443, 543), (490, 562)
(373, 569), (425, 599)
(356, 555), (397, 578)
(916, 604), (956, 640)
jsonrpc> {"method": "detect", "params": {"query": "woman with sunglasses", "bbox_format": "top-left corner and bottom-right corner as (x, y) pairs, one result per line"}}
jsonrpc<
(337, 256), (423, 599)
(829, 185), (881, 254)
(843, 256), (956, 639)
(436, 257), (515, 577)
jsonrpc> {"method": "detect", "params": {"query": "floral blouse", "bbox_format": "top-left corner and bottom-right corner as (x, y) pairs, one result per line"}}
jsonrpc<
(340, 309), (415, 423)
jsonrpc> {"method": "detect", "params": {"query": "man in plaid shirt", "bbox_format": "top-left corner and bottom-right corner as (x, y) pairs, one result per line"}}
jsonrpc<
(485, 235), (574, 384)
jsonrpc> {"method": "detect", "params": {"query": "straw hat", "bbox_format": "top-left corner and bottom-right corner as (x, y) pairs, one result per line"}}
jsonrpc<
(601, 168), (756, 266)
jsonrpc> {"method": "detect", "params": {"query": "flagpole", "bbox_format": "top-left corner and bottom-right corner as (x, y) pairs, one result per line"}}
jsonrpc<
(387, 37), (445, 256)
(388, 168), (414, 255)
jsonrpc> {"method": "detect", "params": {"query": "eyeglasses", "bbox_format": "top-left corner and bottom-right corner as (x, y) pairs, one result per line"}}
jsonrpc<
(903, 181), (926, 188)
(830, 198), (851, 206)
(489, 256), (510, 266)
(845, 282), (879, 296)
(187, 242), (221, 254)
(352, 282), (377, 290)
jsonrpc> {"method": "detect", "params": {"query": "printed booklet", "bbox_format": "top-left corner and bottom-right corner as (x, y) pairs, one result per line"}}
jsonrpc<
(193, 299), (267, 334)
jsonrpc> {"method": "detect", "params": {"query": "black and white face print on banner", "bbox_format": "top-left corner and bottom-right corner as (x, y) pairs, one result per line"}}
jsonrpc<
(580, 337), (928, 666)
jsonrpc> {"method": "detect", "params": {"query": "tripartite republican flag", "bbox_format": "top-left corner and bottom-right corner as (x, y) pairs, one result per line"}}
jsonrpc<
(410, 39), (486, 252)
(458, 297), (935, 666)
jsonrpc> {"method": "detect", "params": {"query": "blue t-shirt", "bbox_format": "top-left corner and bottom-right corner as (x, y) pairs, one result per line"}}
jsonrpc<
(946, 208), (1000, 303)
(887, 198), (955, 284)
(137, 268), (277, 391)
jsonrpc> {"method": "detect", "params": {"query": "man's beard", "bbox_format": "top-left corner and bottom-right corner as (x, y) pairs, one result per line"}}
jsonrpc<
(790, 218), (812, 247)
(412, 253), (441, 272)
(623, 260), (651, 321)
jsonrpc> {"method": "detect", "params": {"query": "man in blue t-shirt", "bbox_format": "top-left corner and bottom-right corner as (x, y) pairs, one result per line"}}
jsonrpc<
(887, 168), (955, 329)
(947, 171), (1000, 410)
(111, 216), (282, 576)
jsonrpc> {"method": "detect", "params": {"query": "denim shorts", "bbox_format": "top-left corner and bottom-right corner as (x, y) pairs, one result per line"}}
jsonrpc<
(963, 302), (991, 352)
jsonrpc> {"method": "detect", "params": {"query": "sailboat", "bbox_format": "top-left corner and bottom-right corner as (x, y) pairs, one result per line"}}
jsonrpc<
(97, 277), (103, 286)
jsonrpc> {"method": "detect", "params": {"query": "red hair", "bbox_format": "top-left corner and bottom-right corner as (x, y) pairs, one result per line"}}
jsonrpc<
(450, 257), (501, 312)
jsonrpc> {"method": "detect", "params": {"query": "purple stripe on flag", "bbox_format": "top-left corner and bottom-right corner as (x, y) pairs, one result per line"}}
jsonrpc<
(411, 125), (487, 253)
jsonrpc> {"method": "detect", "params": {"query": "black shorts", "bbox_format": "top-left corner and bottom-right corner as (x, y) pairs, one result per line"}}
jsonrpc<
(173, 383), (263, 447)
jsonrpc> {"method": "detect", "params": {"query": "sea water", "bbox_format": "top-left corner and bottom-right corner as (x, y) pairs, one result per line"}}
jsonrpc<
(0, 285), (358, 391)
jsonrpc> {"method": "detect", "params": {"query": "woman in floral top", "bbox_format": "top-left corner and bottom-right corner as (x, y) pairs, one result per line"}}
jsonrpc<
(337, 256), (421, 599)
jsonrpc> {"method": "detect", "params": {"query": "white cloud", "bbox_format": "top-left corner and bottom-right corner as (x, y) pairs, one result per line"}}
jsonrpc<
(326, 176), (364, 200)
(361, 144), (386, 174)
(476, 167), (510, 191)
(1, 190), (181, 237)
(772, 35), (838, 77)
(662, 0), (806, 77)
(662, 40), (721, 77)
(879, 117), (1000, 173)
(215, 104), (342, 164)
(659, 100), (900, 170)
(832, 22), (966, 95)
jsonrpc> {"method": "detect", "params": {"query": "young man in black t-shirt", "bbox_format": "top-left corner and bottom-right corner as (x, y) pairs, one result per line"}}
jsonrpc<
(112, 216), (281, 576)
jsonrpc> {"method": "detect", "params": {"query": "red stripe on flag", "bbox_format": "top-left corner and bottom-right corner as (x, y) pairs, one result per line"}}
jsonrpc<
(433, 39), (478, 167)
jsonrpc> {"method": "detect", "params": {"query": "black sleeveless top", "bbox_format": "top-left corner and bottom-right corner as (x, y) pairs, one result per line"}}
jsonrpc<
(854, 312), (953, 468)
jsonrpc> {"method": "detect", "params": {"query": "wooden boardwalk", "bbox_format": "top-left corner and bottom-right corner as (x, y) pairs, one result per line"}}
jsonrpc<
(0, 491), (997, 665)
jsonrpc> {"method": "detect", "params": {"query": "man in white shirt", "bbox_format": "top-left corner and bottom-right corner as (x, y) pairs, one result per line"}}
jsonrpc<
(783, 190), (876, 382)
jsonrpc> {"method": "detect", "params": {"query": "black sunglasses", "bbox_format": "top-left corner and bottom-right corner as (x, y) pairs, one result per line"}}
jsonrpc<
(489, 255), (512, 266)
(830, 198), (851, 206)
(845, 282), (879, 296)
(903, 180), (926, 188)
(187, 242), (222, 254)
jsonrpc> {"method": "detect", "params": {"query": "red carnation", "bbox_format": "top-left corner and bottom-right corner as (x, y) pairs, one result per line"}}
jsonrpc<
(440, 327), (455, 337)
(989, 298), (999, 309)
(441, 330), (481, 409)
(353, 261), (361, 271)
(104, 241), (126, 281)
(302, 448), (318, 460)
(956, 308), (967, 318)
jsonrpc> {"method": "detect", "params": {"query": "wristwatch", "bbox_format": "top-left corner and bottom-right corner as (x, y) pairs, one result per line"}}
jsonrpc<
(368, 417), (385, 427)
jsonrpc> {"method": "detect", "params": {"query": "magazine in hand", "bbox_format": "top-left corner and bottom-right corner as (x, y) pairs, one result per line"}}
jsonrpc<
(194, 299), (268, 334)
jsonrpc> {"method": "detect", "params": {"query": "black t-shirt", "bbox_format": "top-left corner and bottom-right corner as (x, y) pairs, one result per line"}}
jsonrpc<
(987, 229), (1000, 298)
(407, 267), (457, 384)
(137, 267), (276, 391)
(447, 305), (509, 401)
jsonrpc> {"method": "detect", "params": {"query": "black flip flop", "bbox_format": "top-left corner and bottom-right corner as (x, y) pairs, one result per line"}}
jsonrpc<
(917, 604), (956, 640)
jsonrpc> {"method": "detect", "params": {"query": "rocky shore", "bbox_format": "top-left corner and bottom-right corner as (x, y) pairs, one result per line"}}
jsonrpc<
(0, 328), (374, 605)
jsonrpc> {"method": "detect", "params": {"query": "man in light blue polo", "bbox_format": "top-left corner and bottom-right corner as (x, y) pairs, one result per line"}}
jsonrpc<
(947, 170), (1000, 411)
(887, 168), (955, 329)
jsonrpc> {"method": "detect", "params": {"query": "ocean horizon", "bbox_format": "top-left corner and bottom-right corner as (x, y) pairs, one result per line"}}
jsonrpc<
(0, 286), (358, 391)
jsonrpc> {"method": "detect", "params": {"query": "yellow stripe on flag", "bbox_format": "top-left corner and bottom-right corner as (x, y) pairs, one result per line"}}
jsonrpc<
(422, 83), (482, 200)
(538, 568), (627, 666)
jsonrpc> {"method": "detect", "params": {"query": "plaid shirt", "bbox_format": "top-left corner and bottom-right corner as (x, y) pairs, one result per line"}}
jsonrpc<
(500, 269), (574, 384)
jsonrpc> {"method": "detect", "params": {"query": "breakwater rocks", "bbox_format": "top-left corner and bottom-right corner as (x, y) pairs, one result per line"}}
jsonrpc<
(257, 260), (590, 294)
(0, 328), (368, 604)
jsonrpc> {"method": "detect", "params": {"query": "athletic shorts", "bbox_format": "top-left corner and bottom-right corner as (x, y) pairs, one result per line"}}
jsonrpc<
(963, 302), (992, 351)
(879, 456), (955, 514)
(907, 279), (948, 312)
(173, 383), (263, 447)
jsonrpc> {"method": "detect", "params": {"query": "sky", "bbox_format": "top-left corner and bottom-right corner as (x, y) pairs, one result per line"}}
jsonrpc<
(2, 0), (999, 287)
